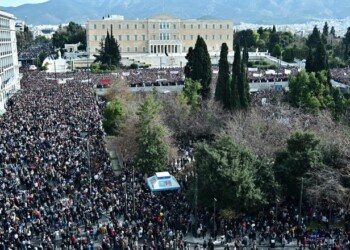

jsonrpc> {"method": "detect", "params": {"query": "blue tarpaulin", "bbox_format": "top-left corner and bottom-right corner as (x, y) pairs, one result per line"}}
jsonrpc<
(146, 172), (181, 192)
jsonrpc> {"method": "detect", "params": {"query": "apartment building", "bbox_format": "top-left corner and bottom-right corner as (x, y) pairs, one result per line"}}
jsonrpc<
(0, 10), (20, 112)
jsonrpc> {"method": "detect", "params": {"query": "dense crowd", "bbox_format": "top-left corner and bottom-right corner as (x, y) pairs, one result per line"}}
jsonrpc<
(18, 42), (53, 62)
(0, 70), (349, 250)
(124, 66), (300, 88)
(121, 68), (184, 87)
(330, 68), (350, 85)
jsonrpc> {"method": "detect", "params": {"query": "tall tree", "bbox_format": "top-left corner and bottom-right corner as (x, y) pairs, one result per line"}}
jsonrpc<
(314, 42), (328, 72)
(215, 43), (231, 109)
(184, 36), (212, 99)
(306, 26), (321, 49)
(232, 44), (250, 110)
(135, 96), (169, 174)
(343, 27), (350, 60)
(231, 44), (242, 110)
(94, 30), (121, 67)
(322, 22), (329, 37)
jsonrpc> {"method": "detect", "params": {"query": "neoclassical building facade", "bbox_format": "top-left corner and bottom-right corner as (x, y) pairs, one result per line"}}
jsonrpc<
(86, 14), (234, 59)
(0, 10), (20, 112)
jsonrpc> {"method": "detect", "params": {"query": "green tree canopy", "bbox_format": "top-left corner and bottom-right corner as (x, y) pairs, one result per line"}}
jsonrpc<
(52, 22), (86, 50)
(135, 96), (169, 175)
(181, 79), (202, 111)
(274, 131), (322, 198)
(193, 133), (276, 211)
(102, 98), (125, 136)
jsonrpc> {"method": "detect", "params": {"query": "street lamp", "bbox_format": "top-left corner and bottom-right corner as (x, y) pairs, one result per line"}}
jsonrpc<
(213, 197), (217, 240)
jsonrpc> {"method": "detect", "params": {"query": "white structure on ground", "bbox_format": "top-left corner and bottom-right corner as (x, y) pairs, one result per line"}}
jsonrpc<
(43, 51), (69, 73)
(0, 10), (21, 112)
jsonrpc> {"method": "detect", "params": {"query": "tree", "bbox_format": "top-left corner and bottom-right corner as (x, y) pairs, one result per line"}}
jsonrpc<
(193, 133), (275, 211)
(232, 44), (250, 110)
(181, 79), (202, 111)
(314, 42), (328, 72)
(323, 22), (329, 37)
(94, 30), (121, 67)
(184, 36), (212, 99)
(16, 25), (34, 51)
(102, 98), (125, 136)
(306, 26), (321, 49)
(135, 96), (169, 174)
(271, 44), (282, 58)
(268, 28), (280, 52)
(330, 26), (336, 37)
(305, 49), (314, 73)
(274, 131), (322, 198)
(282, 47), (295, 63)
(231, 45), (242, 110)
(215, 43), (231, 109)
(234, 29), (257, 48)
(343, 27), (350, 60)
(52, 22), (86, 50)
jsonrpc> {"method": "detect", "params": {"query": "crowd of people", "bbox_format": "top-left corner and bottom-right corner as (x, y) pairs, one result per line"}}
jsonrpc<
(0, 70), (349, 250)
(330, 68), (350, 85)
(18, 42), (53, 62)
(121, 68), (184, 87)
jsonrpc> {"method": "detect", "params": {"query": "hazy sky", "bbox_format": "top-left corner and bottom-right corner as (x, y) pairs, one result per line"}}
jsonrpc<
(0, 0), (48, 7)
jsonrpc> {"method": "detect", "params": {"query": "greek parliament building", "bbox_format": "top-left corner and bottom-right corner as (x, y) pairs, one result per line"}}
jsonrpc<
(0, 10), (20, 112)
(86, 14), (234, 67)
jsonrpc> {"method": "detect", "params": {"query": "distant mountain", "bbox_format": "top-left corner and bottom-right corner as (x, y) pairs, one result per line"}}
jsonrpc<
(2, 0), (350, 25)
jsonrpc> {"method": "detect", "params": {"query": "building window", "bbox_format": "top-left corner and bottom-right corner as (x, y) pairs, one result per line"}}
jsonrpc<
(206, 24), (208, 29)
(102, 24), (105, 29)
(143, 47), (146, 52)
(142, 23), (145, 29)
(153, 24), (156, 29)
(173, 35), (177, 39)
(191, 24), (193, 29)
(119, 35), (122, 41)
(183, 24), (186, 29)
(127, 35), (130, 41)
(127, 24), (129, 29)
(135, 35), (138, 41)
(134, 24), (138, 29)
(220, 24), (222, 29)
(227, 24), (230, 29)
(227, 34), (230, 40)
(220, 35), (222, 40)
(142, 35), (146, 40)
(94, 35), (97, 41)
(212, 46), (215, 50)
(205, 35), (208, 40)
(183, 35), (186, 40)
(110, 24), (113, 30)
(191, 35), (194, 40)
(152, 35), (156, 40)
(127, 47), (130, 52)
(173, 24), (176, 29)
(198, 24), (201, 29)
(212, 24), (215, 29)
(135, 47), (138, 52)
(102, 35), (106, 39)
(94, 24), (97, 29)
(183, 46), (186, 52)
(212, 35), (215, 40)
(119, 47), (122, 52)
(119, 24), (122, 29)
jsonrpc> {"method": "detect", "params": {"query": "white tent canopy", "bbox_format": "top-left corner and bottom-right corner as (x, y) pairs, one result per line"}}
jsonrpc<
(146, 172), (181, 192)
